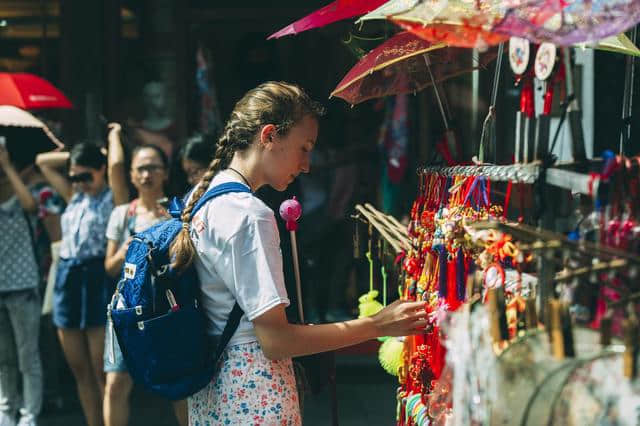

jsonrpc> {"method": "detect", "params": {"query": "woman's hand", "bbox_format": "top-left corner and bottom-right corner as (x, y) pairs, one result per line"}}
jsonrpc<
(105, 237), (133, 278)
(108, 122), (122, 134)
(107, 121), (129, 205)
(370, 299), (429, 337)
(117, 237), (133, 260)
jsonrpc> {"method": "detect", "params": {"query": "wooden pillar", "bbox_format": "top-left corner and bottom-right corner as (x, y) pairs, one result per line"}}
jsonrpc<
(59, 0), (105, 143)
(103, 0), (121, 120)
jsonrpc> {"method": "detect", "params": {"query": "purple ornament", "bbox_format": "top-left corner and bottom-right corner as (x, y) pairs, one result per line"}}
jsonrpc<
(279, 196), (302, 231)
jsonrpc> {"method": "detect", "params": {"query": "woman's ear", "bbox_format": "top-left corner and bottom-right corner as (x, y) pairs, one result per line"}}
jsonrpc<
(259, 124), (278, 148)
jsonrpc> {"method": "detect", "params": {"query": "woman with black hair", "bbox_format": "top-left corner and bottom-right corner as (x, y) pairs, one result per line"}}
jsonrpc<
(36, 142), (120, 426)
(101, 123), (187, 426)
(178, 133), (216, 188)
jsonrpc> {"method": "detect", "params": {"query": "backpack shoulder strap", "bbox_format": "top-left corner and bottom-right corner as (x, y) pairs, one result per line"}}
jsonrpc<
(191, 182), (251, 218)
(214, 302), (244, 361)
(122, 199), (138, 236)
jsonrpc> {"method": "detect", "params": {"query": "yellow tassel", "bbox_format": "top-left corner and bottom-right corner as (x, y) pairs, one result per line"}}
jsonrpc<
(378, 337), (404, 376)
(358, 290), (383, 318)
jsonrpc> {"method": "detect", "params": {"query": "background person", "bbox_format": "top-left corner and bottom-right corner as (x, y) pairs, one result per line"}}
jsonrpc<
(178, 133), (216, 189)
(102, 129), (187, 426)
(0, 145), (61, 426)
(36, 143), (115, 426)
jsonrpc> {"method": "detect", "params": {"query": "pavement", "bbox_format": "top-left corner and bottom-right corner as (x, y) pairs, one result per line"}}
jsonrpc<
(39, 344), (398, 426)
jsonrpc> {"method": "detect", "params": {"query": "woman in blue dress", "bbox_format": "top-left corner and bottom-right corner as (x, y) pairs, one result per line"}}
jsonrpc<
(37, 143), (124, 426)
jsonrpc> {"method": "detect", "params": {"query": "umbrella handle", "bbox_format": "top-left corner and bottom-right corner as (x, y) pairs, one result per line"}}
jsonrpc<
(423, 53), (450, 130)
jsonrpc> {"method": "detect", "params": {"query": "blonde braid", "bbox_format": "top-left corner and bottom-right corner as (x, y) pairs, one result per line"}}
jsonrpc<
(170, 131), (234, 270)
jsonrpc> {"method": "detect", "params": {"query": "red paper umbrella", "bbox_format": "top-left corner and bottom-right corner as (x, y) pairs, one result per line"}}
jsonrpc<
(267, 0), (388, 39)
(0, 73), (73, 110)
(390, 0), (509, 48)
(331, 31), (495, 104)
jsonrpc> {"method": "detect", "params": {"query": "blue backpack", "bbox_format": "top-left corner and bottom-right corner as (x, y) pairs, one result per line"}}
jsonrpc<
(107, 182), (249, 400)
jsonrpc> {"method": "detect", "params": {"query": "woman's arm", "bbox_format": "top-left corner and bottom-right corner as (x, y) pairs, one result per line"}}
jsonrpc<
(0, 145), (37, 213)
(35, 151), (73, 202)
(107, 123), (130, 205)
(104, 238), (132, 278)
(253, 299), (428, 360)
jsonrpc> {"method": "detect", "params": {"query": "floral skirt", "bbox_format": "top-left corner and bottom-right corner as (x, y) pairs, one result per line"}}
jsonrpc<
(188, 341), (301, 426)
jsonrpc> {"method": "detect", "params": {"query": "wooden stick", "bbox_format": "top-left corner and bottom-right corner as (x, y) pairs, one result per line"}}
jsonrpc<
(363, 203), (410, 242)
(362, 203), (410, 238)
(354, 205), (408, 253)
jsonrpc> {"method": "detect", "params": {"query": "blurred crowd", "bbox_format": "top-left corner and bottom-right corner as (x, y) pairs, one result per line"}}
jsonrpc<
(0, 33), (392, 426)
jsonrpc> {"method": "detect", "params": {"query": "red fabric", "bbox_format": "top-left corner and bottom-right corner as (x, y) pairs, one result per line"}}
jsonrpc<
(446, 258), (463, 310)
(543, 79), (554, 115)
(520, 78), (535, 117)
(0, 73), (73, 109)
(395, 19), (508, 48)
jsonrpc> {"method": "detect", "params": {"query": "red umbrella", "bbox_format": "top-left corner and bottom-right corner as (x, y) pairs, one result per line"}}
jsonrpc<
(331, 31), (495, 104)
(0, 73), (73, 110)
(267, 0), (388, 39)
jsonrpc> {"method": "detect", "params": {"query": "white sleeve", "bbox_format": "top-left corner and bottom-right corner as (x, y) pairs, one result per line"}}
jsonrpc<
(216, 215), (290, 321)
(105, 204), (127, 244)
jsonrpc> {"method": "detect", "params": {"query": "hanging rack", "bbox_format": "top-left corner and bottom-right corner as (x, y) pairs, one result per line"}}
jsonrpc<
(470, 220), (640, 265)
(419, 162), (601, 196)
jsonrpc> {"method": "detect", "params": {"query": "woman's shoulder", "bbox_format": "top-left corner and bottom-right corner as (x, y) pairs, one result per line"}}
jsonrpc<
(194, 192), (274, 247)
(210, 191), (274, 223)
(108, 203), (130, 219)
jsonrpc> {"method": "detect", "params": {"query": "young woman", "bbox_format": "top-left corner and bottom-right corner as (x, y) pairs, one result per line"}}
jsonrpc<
(36, 143), (122, 426)
(170, 82), (428, 424)
(179, 133), (216, 188)
(102, 124), (187, 426)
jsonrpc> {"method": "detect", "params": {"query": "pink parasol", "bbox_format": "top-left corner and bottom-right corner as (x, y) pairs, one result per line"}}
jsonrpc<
(331, 31), (495, 104)
(267, 0), (388, 39)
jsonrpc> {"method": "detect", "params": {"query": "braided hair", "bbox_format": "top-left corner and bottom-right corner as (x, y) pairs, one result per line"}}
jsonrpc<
(170, 81), (324, 271)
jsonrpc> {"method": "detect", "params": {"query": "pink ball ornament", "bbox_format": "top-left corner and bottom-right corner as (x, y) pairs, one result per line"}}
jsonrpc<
(279, 197), (302, 231)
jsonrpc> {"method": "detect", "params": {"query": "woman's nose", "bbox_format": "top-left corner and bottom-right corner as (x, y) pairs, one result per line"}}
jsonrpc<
(300, 155), (310, 173)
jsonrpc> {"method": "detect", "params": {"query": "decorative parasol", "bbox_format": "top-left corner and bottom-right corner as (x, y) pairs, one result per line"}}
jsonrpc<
(0, 105), (64, 170)
(355, 0), (420, 23)
(0, 72), (73, 110)
(267, 0), (388, 39)
(330, 31), (494, 105)
(495, 0), (640, 46)
(390, 0), (510, 48)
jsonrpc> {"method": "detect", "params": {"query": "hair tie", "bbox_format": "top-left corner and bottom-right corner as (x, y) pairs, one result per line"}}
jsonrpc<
(182, 222), (190, 231)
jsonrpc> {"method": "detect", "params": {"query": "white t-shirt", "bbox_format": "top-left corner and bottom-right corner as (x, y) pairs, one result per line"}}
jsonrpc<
(105, 202), (166, 245)
(189, 171), (290, 346)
